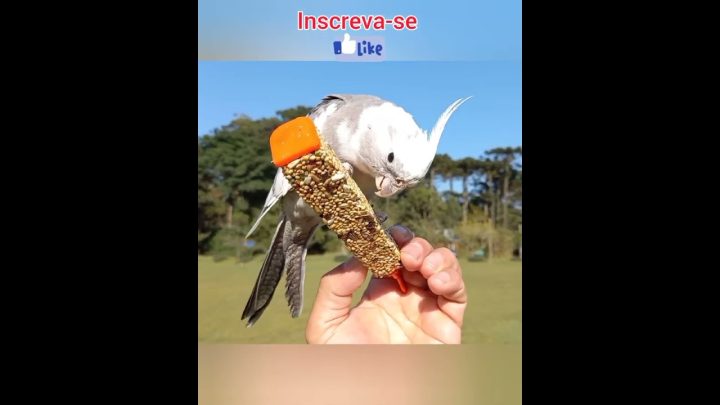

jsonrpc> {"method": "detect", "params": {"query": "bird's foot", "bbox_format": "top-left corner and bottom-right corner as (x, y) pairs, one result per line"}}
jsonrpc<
(341, 161), (354, 176)
(373, 209), (389, 224)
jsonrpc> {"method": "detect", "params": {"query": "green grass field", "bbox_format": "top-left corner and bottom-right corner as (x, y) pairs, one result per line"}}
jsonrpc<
(198, 254), (522, 344)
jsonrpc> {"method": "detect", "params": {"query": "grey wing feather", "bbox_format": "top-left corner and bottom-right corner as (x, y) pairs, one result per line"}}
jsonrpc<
(246, 168), (292, 238)
(242, 215), (288, 326)
(283, 219), (321, 318)
(309, 94), (346, 117)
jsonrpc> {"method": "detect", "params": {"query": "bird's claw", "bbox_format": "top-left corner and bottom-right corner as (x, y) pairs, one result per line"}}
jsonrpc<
(341, 161), (354, 176)
(374, 209), (389, 224)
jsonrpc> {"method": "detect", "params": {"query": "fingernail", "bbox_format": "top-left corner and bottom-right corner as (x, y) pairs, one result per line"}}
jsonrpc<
(435, 271), (450, 284)
(402, 241), (422, 261)
(338, 256), (359, 271)
(389, 224), (413, 242)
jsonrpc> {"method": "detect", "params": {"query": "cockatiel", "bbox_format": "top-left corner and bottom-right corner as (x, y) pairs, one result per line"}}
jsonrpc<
(242, 94), (470, 326)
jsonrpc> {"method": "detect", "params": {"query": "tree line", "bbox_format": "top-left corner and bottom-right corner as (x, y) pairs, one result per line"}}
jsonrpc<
(198, 106), (522, 260)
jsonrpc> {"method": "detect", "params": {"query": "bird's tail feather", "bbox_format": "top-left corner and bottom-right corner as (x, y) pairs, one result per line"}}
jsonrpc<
(283, 222), (320, 318)
(242, 215), (288, 326)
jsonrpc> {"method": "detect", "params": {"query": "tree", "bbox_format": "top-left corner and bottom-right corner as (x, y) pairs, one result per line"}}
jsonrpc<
(199, 107), (312, 229)
(198, 142), (225, 253)
(390, 186), (456, 246)
(198, 106), (318, 255)
(449, 162), (463, 194)
(429, 153), (455, 191)
(486, 147), (522, 229)
(477, 158), (503, 223)
(471, 158), (505, 260)
(455, 157), (483, 224)
(199, 118), (277, 228)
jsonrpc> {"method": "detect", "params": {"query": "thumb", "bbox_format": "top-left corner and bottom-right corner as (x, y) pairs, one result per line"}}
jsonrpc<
(306, 257), (367, 342)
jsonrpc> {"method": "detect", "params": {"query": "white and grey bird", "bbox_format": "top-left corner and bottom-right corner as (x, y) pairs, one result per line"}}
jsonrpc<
(241, 94), (471, 326)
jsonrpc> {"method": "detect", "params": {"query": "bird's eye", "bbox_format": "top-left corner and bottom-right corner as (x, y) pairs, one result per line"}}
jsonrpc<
(387, 152), (394, 163)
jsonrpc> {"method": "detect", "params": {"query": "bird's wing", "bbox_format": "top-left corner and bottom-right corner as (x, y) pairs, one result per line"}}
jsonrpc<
(246, 96), (347, 240)
(310, 94), (346, 117)
(245, 168), (292, 238)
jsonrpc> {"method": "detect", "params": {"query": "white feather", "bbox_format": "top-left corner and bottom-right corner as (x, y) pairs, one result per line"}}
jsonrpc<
(245, 168), (292, 238)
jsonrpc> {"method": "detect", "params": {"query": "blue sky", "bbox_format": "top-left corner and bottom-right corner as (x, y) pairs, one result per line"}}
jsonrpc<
(198, 61), (521, 161)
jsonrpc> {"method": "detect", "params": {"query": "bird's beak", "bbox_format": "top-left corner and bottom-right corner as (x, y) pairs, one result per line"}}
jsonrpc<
(375, 175), (402, 197)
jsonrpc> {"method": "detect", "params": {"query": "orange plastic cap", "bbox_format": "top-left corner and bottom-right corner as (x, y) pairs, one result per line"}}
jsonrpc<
(269, 117), (322, 167)
(390, 268), (408, 294)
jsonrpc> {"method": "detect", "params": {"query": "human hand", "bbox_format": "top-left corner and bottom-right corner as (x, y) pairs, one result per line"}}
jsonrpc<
(306, 225), (467, 344)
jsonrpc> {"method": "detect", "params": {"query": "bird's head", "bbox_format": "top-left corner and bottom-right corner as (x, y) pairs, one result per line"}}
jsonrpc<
(354, 97), (472, 197)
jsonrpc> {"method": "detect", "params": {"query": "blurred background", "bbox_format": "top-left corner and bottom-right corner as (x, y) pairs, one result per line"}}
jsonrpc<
(198, 60), (521, 343)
